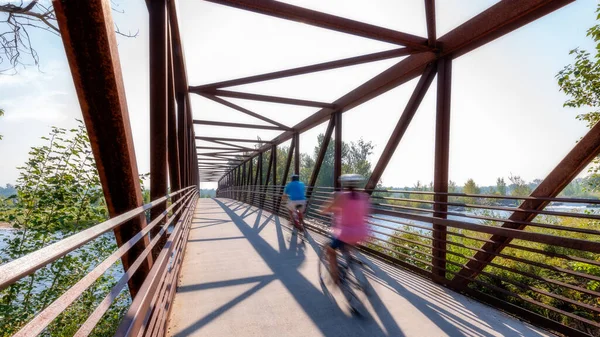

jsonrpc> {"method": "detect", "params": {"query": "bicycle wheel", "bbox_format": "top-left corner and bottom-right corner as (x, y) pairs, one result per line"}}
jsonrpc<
(318, 245), (368, 317)
(318, 246), (336, 287)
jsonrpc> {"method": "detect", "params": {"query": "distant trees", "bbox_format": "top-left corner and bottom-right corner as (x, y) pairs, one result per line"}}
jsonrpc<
(463, 179), (480, 195)
(496, 177), (507, 196)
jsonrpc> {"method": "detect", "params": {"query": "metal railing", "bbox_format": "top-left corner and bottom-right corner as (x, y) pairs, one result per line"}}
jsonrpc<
(218, 185), (600, 337)
(0, 186), (198, 337)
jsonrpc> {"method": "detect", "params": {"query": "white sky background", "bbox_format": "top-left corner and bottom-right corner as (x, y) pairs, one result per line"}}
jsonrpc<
(0, 0), (597, 191)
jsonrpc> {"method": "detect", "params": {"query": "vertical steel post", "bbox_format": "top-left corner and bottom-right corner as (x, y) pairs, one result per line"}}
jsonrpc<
(433, 57), (452, 281)
(149, 0), (168, 256)
(53, 0), (152, 297)
(177, 94), (187, 187)
(272, 145), (277, 186)
(167, 24), (181, 196)
(334, 111), (343, 190)
(294, 133), (300, 176)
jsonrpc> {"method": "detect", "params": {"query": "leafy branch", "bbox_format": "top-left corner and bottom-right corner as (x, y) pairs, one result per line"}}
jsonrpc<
(0, 0), (137, 73)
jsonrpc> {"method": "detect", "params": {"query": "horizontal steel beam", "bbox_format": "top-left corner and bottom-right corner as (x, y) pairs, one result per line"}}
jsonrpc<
(193, 120), (288, 131)
(196, 147), (247, 153)
(191, 48), (412, 90)
(197, 93), (290, 128)
(195, 89), (336, 109)
(203, 0), (429, 50)
(196, 136), (272, 144)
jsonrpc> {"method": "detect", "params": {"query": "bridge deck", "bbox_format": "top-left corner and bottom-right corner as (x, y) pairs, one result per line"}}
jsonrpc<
(167, 198), (552, 337)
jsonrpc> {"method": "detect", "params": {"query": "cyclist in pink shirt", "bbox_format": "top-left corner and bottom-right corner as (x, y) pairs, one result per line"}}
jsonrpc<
(320, 174), (370, 284)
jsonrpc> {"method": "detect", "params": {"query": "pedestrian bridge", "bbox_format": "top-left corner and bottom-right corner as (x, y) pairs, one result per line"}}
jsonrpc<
(166, 198), (550, 337)
(1, 1), (599, 336)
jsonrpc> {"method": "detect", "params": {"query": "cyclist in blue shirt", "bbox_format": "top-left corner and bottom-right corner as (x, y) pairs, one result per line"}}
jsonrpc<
(282, 174), (306, 231)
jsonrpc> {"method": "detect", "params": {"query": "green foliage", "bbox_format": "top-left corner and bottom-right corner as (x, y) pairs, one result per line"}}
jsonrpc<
(368, 214), (600, 334)
(300, 133), (374, 187)
(200, 189), (216, 198)
(509, 174), (532, 198)
(0, 122), (129, 336)
(496, 177), (507, 196)
(463, 178), (480, 195)
(557, 3), (600, 192)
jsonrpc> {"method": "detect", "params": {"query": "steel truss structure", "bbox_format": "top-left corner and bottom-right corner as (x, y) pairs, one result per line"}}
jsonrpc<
(2, 1), (599, 336)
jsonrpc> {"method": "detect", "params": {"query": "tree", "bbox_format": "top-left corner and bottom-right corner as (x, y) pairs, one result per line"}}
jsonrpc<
(463, 178), (480, 195)
(0, 1), (136, 73)
(448, 180), (458, 193)
(509, 174), (532, 198)
(496, 177), (507, 196)
(0, 122), (128, 336)
(557, 3), (600, 191)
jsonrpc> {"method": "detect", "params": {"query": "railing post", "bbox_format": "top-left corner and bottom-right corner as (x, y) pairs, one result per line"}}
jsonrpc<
(334, 111), (342, 190)
(433, 57), (451, 282)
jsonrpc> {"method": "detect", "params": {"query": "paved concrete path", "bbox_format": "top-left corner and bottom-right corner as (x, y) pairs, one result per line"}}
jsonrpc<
(167, 198), (553, 337)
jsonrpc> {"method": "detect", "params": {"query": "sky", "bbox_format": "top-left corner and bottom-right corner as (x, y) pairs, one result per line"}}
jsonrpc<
(0, 0), (598, 191)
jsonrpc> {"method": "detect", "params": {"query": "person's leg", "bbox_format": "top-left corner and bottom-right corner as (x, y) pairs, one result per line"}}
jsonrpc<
(286, 201), (296, 225)
(327, 238), (344, 284)
(298, 202), (305, 224)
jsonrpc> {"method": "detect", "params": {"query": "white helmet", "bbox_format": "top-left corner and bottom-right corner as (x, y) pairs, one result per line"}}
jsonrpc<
(339, 174), (364, 188)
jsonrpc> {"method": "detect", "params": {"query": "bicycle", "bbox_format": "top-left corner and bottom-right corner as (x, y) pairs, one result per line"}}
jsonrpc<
(290, 204), (305, 232)
(318, 239), (370, 316)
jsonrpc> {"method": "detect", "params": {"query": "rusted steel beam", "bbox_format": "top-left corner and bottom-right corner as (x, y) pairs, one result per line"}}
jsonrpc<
(198, 159), (240, 163)
(197, 89), (336, 109)
(53, 0), (151, 297)
(272, 144), (277, 186)
(309, 116), (335, 189)
(432, 58), (451, 281)
(264, 148), (274, 186)
(193, 120), (287, 131)
(202, 139), (254, 151)
(196, 146), (248, 152)
(306, 116), (335, 207)
(365, 64), (436, 192)
(281, 137), (294, 186)
(251, 0), (573, 157)
(196, 136), (272, 144)
(334, 111), (342, 190)
(439, 0), (575, 59)
(149, 0), (169, 255)
(197, 93), (290, 129)
(294, 133), (300, 175)
(203, 0), (429, 50)
(177, 94), (187, 187)
(198, 154), (248, 161)
(167, 0), (189, 96)
(424, 0), (436, 48)
(258, 152), (263, 186)
(451, 119), (600, 290)
(197, 152), (246, 157)
(167, 25), (181, 196)
(193, 48), (412, 90)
